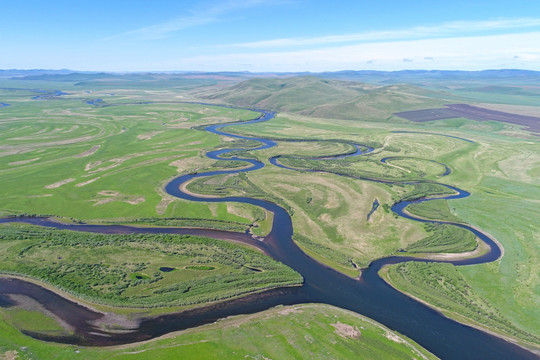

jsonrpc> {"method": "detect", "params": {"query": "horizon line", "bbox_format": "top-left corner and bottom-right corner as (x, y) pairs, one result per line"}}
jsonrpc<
(2, 68), (540, 74)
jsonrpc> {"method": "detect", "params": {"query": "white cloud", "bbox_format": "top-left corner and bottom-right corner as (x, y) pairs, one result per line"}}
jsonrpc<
(224, 18), (540, 49)
(103, 0), (274, 40)
(168, 32), (540, 71)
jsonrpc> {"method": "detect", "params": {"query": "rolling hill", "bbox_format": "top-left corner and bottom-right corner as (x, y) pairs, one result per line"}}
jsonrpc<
(199, 76), (454, 121)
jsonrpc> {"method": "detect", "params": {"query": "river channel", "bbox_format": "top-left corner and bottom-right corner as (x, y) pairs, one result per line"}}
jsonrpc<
(0, 107), (536, 359)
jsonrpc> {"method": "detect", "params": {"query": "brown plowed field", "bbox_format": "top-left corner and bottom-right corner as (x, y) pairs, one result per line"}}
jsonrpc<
(394, 104), (540, 133)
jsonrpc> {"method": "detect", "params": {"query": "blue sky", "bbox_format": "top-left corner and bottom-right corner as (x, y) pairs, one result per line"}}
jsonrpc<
(1, 0), (540, 71)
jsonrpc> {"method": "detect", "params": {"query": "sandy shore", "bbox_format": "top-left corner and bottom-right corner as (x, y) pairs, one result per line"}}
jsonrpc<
(0, 274), (139, 329)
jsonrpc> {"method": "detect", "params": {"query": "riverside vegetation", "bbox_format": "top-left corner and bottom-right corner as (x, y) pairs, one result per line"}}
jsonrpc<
(0, 224), (301, 308)
(1, 72), (539, 356)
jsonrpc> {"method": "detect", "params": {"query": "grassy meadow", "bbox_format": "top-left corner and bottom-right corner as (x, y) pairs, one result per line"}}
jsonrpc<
(0, 87), (271, 231)
(210, 84), (540, 349)
(0, 224), (301, 309)
(0, 304), (436, 360)
(1, 73), (539, 355)
(381, 262), (539, 348)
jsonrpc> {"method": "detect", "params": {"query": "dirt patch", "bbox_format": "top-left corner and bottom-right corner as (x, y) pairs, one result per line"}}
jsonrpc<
(395, 104), (540, 134)
(8, 157), (40, 166)
(85, 158), (126, 174)
(98, 190), (119, 196)
(76, 177), (100, 187)
(331, 321), (361, 339)
(1, 350), (19, 360)
(92, 191), (145, 206)
(89, 312), (140, 331)
(85, 161), (102, 171)
(169, 156), (213, 174)
(44, 178), (76, 189)
(126, 197), (145, 205)
(169, 116), (189, 122)
(73, 145), (100, 158)
(156, 196), (175, 215)
(384, 331), (406, 344)
(137, 131), (164, 140)
(278, 307), (303, 316)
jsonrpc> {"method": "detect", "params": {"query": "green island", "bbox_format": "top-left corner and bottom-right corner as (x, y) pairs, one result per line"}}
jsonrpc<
(0, 224), (301, 308)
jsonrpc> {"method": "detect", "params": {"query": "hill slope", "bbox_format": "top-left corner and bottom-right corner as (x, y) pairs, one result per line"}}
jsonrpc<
(200, 76), (453, 121)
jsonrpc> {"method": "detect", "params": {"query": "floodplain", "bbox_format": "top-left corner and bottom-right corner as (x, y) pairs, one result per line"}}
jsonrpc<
(0, 72), (539, 358)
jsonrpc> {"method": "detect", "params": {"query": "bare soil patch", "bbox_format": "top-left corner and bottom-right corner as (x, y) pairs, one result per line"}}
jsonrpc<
(8, 157), (40, 166)
(44, 178), (76, 189)
(331, 321), (361, 339)
(76, 177), (100, 187)
(278, 307), (303, 316)
(92, 191), (145, 206)
(73, 145), (100, 158)
(85, 161), (102, 171)
(1, 350), (19, 360)
(384, 331), (406, 344)
(156, 196), (175, 215)
(137, 131), (164, 140)
(395, 104), (540, 133)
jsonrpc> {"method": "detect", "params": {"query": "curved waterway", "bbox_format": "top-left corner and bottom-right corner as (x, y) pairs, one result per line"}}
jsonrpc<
(0, 107), (536, 359)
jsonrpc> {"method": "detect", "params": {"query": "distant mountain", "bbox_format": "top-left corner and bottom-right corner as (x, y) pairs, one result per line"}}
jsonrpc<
(317, 69), (540, 86)
(11, 72), (116, 82)
(0, 69), (77, 78)
(5, 71), (251, 88)
(4, 68), (539, 85)
(4, 69), (538, 112)
(199, 76), (454, 121)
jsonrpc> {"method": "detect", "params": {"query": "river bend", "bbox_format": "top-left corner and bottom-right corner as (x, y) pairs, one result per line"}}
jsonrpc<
(0, 107), (536, 360)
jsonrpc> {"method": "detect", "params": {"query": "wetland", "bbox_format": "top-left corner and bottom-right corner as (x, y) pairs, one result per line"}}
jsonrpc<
(1, 106), (537, 359)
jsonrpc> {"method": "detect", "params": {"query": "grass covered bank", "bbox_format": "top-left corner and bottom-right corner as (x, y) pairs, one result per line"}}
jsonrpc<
(381, 262), (540, 350)
(0, 304), (436, 360)
(0, 224), (301, 308)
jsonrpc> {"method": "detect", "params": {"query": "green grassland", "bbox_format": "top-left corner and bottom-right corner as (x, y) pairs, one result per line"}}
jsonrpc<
(197, 76), (453, 121)
(452, 180), (540, 338)
(2, 307), (73, 341)
(210, 85), (540, 348)
(404, 224), (477, 254)
(0, 304), (436, 360)
(220, 112), (485, 268)
(406, 199), (463, 222)
(1, 74), (539, 356)
(0, 90), (271, 231)
(382, 262), (539, 349)
(371, 122), (540, 349)
(0, 224), (301, 308)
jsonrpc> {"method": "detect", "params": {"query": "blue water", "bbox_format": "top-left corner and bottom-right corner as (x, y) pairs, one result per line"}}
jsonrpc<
(31, 90), (69, 100)
(86, 99), (104, 105)
(366, 199), (380, 221)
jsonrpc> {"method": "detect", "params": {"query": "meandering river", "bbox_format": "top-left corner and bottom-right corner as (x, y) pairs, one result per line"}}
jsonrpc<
(0, 108), (536, 359)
